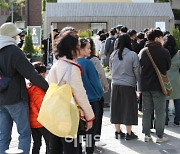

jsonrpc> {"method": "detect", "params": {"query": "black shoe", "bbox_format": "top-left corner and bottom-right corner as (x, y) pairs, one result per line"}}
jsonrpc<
(126, 132), (138, 140)
(174, 122), (180, 126)
(115, 131), (126, 139)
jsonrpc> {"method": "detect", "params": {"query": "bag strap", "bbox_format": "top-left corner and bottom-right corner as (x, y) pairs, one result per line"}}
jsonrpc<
(58, 64), (72, 85)
(145, 47), (161, 75)
(61, 59), (83, 75)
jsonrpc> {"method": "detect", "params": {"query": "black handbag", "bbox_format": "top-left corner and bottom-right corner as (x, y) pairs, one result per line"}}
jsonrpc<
(0, 70), (11, 92)
(78, 119), (86, 135)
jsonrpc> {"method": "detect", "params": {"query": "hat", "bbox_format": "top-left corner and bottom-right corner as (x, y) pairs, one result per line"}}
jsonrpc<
(116, 25), (123, 30)
(0, 22), (22, 37)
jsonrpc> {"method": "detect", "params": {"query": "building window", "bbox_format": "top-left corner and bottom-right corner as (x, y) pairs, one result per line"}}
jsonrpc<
(91, 23), (107, 35)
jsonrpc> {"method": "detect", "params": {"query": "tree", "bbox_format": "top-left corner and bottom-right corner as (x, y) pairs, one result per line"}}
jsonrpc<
(5, 0), (25, 22)
(0, 1), (8, 8)
(6, 12), (22, 22)
(42, 0), (57, 12)
(23, 31), (34, 56)
(172, 28), (180, 50)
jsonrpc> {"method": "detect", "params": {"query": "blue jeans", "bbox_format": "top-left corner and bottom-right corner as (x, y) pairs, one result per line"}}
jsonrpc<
(0, 102), (31, 154)
(142, 91), (166, 137)
(166, 99), (180, 124)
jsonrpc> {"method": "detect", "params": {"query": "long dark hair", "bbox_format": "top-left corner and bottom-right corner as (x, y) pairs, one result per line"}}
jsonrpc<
(117, 34), (132, 60)
(163, 34), (177, 59)
(80, 38), (89, 49)
(55, 32), (79, 60)
(87, 38), (96, 56)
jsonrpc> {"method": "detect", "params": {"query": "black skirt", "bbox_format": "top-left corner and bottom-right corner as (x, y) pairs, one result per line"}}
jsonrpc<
(110, 85), (138, 125)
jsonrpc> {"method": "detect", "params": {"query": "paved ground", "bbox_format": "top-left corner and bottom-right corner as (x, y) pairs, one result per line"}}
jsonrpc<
(10, 108), (180, 154)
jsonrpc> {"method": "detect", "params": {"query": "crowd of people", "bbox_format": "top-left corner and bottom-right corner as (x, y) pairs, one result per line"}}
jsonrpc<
(0, 22), (179, 154)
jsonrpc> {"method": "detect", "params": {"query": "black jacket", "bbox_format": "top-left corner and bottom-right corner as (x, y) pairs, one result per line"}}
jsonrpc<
(139, 42), (171, 92)
(0, 44), (49, 106)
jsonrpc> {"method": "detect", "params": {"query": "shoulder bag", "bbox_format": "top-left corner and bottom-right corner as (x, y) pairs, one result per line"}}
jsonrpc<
(37, 64), (79, 138)
(146, 48), (172, 96)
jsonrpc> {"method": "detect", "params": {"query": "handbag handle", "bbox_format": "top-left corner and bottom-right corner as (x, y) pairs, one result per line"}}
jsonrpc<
(58, 64), (72, 85)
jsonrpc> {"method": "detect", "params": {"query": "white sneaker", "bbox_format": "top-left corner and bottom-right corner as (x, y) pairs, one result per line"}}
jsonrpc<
(156, 137), (169, 143)
(95, 141), (107, 147)
(144, 135), (152, 142)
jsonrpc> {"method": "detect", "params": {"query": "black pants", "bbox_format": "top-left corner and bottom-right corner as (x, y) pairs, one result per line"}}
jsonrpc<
(138, 93), (143, 112)
(79, 100), (100, 154)
(31, 127), (49, 154)
(96, 97), (104, 141)
(49, 133), (79, 154)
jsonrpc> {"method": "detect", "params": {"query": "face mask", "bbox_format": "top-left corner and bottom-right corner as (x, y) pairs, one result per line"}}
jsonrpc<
(15, 35), (21, 44)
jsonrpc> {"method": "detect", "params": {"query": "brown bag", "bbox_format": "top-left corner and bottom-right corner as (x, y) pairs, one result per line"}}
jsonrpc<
(146, 48), (172, 96)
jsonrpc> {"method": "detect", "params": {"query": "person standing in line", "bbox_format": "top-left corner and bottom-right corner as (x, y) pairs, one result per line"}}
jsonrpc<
(48, 32), (95, 154)
(139, 29), (171, 143)
(110, 34), (140, 140)
(27, 62), (50, 154)
(78, 38), (104, 154)
(93, 30), (104, 53)
(163, 34), (180, 126)
(104, 29), (116, 66)
(98, 34), (107, 65)
(87, 38), (109, 146)
(0, 22), (49, 154)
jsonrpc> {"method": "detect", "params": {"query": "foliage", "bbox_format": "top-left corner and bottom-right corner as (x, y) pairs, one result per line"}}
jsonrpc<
(172, 9), (180, 20)
(23, 31), (34, 55)
(172, 9), (180, 15)
(103, 66), (111, 80)
(5, 0), (25, 22)
(42, 0), (57, 11)
(78, 30), (92, 38)
(0, 1), (8, 8)
(14, 0), (25, 8)
(172, 28), (180, 50)
(6, 12), (22, 22)
(33, 46), (43, 56)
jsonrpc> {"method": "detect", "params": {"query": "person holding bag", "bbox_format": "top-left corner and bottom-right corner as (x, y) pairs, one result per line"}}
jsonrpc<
(47, 32), (95, 154)
(139, 29), (171, 143)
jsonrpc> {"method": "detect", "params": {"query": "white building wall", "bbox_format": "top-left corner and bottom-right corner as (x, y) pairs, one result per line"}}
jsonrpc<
(132, 0), (153, 2)
(57, 0), (154, 3)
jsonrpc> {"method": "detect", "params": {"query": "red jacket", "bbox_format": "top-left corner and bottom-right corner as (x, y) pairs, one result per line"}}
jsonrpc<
(27, 82), (45, 128)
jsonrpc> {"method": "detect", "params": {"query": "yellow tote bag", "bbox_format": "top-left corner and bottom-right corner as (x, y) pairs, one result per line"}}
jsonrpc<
(37, 64), (79, 138)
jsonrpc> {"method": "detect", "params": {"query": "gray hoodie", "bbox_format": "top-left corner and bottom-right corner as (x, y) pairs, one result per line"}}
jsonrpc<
(109, 48), (140, 87)
(0, 35), (17, 50)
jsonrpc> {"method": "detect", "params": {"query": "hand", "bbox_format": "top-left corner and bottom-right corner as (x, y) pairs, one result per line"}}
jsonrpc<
(86, 121), (93, 131)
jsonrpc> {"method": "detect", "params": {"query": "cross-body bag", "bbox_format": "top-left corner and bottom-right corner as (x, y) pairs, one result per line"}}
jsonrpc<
(146, 48), (172, 96)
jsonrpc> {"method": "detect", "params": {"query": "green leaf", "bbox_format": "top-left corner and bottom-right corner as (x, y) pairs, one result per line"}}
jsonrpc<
(0, 1), (9, 8)
(172, 28), (180, 50)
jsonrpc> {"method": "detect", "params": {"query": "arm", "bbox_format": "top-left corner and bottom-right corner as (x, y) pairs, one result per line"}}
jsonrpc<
(92, 58), (109, 93)
(13, 48), (48, 91)
(70, 66), (95, 121)
(29, 86), (45, 112)
(133, 53), (141, 84)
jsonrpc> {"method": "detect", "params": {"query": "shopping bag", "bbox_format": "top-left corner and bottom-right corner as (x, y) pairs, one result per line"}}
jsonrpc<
(37, 64), (79, 138)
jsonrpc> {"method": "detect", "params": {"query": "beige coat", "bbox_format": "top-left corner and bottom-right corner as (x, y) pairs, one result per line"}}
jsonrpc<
(48, 56), (95, 121)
